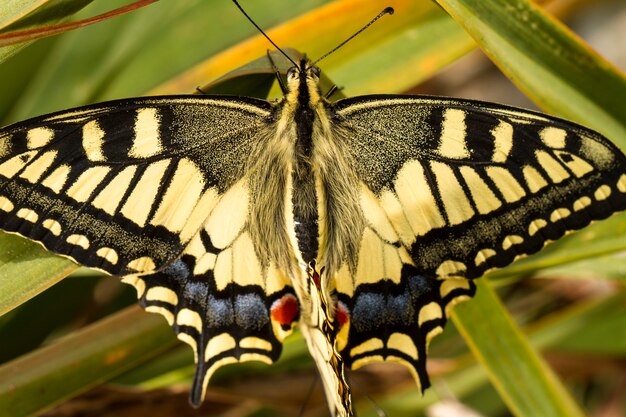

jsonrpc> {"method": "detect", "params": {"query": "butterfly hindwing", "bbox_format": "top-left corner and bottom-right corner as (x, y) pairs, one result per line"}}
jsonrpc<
(336, 263), (476, 391)
(330, 95), (626, 388)
(133, 227), (298, 406)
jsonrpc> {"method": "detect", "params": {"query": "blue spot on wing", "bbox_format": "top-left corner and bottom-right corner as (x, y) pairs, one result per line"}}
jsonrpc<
(387, 292), (414, 324)
(164, 259), (191, 281)
(352, 293), (385, 331)
(235, 293), (269, 330)
(184, 281), (209, 307)
(207, 296), (234, 327)
(351, 274), (434, 332)
(203, 293), (269, 330)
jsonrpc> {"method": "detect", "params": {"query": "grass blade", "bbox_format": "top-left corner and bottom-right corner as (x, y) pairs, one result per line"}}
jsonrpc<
(0, 0), (96, 63)
(0, 0), (159, 47)
(0, 233), (75, 316)
(452, 280), (585, 417)
(0, 306), (175, 417)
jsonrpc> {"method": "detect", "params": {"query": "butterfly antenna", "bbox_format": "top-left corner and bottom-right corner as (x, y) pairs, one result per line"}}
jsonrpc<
(308, 7), (394, 69)
(231, 0), (298, 67)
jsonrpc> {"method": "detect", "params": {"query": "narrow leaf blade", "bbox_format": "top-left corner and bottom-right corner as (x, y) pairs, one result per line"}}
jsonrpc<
(0, 306), (176, 417)
(0, 233), (76, 316)
(453, 280), (585, 417)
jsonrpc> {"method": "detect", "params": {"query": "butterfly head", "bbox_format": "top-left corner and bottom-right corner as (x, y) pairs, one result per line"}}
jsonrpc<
(285, 58), (322, 95)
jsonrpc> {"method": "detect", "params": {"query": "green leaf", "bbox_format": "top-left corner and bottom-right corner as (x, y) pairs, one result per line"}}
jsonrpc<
(452, 280), (585, 417)
(533, 252), (626, 283)
(0, 0), (96, 63)
(0, 233), (75, 316)
(151, 1), (475, 97)
(326, 7), (474, 96)
(0, 1), (159, 48)
(530, 293), (626, 355)
(434, 0), (626, 150)
(199, 49), (303, 98)
(0, 1), (50, 30)
(0, 275), (104, 363)
(0, 306), (176, 417)
(552, 304), (626, 355)
(0, 0), (95, 32)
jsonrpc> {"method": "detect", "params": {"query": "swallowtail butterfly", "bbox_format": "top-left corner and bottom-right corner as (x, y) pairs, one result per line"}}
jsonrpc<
(1, 4), (626, 417)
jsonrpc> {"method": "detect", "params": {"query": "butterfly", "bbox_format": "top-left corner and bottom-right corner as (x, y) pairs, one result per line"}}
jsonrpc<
(1, 5), (626, 417)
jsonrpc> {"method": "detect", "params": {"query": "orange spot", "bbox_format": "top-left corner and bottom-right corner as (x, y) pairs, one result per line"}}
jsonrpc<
(271, 294), (299, 326)
(104, 349), (128, 365)
(335, 301), (350, 327)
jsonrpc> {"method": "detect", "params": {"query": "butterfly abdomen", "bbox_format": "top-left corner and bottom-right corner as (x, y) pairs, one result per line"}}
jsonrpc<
(292, 163), (319, 264)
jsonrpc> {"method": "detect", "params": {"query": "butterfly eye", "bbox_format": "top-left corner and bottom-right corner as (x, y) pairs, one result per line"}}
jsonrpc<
(286, 67), (297, 80)
(310, 66), (321, 78)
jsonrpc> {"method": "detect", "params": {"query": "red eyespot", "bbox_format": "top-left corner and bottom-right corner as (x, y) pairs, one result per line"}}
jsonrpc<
(335, 301), (350, 327)
(271, 294), (299, 327)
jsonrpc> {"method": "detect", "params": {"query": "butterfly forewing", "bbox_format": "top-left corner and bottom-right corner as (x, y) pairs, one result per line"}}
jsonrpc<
(0, 96), (271, 274)
(335, 96), (626, 278)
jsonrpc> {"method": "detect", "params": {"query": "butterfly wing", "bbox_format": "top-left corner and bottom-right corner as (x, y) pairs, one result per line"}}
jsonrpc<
(330, 95), (626, 389)
(0, 95), (299, 405)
